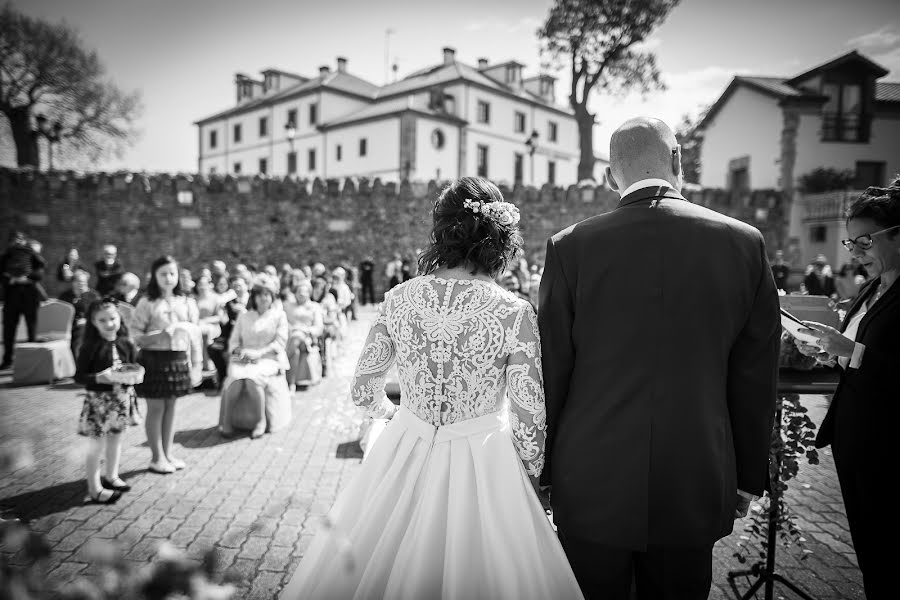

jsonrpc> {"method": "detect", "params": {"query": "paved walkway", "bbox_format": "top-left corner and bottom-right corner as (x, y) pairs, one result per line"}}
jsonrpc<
(0, 307), (864, 598)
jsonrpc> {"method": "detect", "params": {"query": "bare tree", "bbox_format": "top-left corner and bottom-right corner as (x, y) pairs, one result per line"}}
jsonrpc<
(539, 0), (680, 181)
(0, 3), (140, 168)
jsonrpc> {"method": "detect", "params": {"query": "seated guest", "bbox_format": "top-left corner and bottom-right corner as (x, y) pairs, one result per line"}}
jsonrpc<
(795, 183), (900, 598)
(113, 272), (143, 306)
(195, 274), (225, 372)
(179, 268), (195, 295)
(835, 262), (865, 302)
(770, 249), (791, 292)
(311, 275), (341, 377)
(58, 269), (100, 360)
(331, 267), (354, 321)
(211, 260), (228, 281)
(57, 248), (84, 284)
(218, 283), (291, 438)
(213, 275), (230, 297)
(803, 254), (838, 299)
(283, 279), (324, 390)
(208, 275), (249, 391)
(499, 269), (535, 309)
(94, 245), (124, 296)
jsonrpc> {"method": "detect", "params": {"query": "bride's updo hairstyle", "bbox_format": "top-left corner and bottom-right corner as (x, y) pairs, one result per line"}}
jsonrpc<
(417, 176), (523, 277)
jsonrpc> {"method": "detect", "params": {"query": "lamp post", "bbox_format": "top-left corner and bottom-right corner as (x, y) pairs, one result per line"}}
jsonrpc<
(34, 113), (63, 171)
(524, 129), (539, 185)
(285, 120), (297, 174)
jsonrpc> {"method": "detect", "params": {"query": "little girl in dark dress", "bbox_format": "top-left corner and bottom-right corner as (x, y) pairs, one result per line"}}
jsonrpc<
(75, 297), (142, 504)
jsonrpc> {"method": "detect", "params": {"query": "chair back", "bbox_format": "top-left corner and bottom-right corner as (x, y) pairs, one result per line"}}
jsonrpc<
(35, 300), (75, 340)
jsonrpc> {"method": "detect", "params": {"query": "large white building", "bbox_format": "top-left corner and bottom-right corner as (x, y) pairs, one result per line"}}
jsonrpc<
(697, 51), (900, 192)
(194, 48), (580, 184)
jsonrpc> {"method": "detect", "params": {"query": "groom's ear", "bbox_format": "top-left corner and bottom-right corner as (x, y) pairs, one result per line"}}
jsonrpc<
(671, 145), (683, 179)
(606, 167), (619, 192)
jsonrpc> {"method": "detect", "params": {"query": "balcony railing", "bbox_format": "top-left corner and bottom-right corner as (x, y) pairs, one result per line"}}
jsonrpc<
(821, 112), (870, 143)
(800, 190), (864, 221)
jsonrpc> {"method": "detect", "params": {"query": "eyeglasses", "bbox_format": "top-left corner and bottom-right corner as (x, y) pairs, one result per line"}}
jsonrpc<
(841, 225), (900, 252)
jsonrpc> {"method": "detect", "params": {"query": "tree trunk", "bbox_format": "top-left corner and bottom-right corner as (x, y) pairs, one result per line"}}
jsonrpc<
(7, 107), (39, 167)
(574, 105), (595, 182)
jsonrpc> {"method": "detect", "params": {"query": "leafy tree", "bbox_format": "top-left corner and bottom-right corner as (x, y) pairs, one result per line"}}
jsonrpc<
(674, 105), (709, 185)
(798, 167), (856, 193)
(0, 3), (141, 168)
(539, 0), (680, 181)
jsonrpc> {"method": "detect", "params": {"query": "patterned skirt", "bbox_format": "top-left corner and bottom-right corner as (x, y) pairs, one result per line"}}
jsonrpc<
(77, 386), (142, 437)
(136, 349), (192, 399)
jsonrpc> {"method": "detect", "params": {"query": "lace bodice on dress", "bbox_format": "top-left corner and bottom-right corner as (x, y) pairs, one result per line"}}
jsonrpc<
(350, 275), (546, 476)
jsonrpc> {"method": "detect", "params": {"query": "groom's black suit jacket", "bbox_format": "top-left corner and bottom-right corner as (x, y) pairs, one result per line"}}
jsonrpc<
(538, 185), (780, 550)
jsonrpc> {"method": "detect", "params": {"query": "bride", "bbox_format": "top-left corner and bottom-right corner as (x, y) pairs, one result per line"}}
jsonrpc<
(281, 177), (583, 599)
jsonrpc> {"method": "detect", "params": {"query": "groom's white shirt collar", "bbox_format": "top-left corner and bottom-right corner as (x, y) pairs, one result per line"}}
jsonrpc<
(619, 178), (676, 198)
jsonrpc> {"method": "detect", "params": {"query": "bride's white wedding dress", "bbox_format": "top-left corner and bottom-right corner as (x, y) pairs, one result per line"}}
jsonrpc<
(281, 275), (583, 599)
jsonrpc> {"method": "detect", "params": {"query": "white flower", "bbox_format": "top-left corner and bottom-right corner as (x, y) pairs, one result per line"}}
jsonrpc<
(463, 199), (519, 229)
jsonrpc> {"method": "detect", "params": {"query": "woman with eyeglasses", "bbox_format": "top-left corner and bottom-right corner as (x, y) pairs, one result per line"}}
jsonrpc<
(794, 183), (900, 598)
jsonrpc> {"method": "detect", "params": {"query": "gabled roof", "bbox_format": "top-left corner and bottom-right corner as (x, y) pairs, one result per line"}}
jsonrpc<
(786, 50), (889, 86)
(696, 51), (899, 132)
(194, 71), (379, 125)
(375, 60), (561, 109)
(319, 96), (467, 130)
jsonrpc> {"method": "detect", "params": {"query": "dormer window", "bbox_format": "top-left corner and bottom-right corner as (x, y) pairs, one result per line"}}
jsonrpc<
(506, 65), (518, 84)
(821, 82), (867, 142)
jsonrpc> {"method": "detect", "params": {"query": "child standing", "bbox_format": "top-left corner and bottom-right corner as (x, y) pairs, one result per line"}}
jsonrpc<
(132, 255), (200, 474)
(75, 297), (142, 504)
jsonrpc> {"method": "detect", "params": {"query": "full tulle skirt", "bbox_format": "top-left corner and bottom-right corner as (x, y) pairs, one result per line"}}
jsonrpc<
(281, 406), (584, 599)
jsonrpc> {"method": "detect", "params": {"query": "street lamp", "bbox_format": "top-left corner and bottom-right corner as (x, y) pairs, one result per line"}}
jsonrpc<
(34, 113), (63, 171)
(524, 129), (539, 185)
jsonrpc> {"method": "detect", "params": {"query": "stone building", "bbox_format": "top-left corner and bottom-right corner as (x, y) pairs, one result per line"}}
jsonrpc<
(194, 48), (580, 184)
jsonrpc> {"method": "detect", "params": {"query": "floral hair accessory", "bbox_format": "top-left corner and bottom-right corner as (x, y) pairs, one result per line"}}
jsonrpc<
(462, 199), (520, 229)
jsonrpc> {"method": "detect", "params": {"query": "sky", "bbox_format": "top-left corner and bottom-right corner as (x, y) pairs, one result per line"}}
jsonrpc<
(10, 0), (900, 173)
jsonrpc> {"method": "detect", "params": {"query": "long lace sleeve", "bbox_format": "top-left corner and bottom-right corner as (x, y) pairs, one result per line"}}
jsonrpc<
(350, 300), (398, 419)
(505, 302), (547, 478)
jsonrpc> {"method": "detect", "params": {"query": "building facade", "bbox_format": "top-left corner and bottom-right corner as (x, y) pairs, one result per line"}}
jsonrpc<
(195, 48), (580, 184)
(698, 51), (900, 193)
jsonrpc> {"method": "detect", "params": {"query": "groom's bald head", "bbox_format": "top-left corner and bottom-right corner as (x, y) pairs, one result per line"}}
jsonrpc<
(607, 117), (682, 193)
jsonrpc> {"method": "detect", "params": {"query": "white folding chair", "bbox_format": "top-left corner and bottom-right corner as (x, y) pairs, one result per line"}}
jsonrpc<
(13, 300), (77, 385)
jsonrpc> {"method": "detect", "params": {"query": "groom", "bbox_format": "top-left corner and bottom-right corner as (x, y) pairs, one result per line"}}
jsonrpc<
(538, 117), (780, 599)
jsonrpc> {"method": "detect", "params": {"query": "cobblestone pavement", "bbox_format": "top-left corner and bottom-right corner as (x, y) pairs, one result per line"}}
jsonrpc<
(1, 307), (863, 599)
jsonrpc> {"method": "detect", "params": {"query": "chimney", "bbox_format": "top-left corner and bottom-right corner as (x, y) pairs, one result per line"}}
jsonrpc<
(319, 65), (330, 77)
(336, 57), (347, 73)
(477, 58), (488, 70)
(442, 47), (456, 66)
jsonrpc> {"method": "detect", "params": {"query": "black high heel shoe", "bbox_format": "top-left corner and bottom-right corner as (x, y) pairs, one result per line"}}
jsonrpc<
(100, 476), (132, 492)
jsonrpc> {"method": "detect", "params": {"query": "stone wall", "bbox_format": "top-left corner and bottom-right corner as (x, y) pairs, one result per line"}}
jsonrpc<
(0, 169), (787, 298)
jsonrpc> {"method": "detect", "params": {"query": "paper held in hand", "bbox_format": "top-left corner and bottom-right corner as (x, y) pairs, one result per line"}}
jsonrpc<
(780, 308), (822, 348)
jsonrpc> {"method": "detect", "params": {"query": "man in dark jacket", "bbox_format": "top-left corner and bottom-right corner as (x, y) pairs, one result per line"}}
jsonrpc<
(94, 244), (125, 295)
(1, 231), (47, 369)
(539, 118), (780, 599)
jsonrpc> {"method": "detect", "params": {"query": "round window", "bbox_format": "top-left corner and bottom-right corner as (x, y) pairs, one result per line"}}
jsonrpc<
(431, 129), (445, 150)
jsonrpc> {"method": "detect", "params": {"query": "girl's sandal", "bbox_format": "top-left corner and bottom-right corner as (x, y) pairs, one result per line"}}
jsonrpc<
(100, 476), (132, 492)
(86, 488), (122, 505)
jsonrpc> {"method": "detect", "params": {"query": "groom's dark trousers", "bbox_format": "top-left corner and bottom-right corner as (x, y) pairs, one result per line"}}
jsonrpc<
(539, 185), (780, 599)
